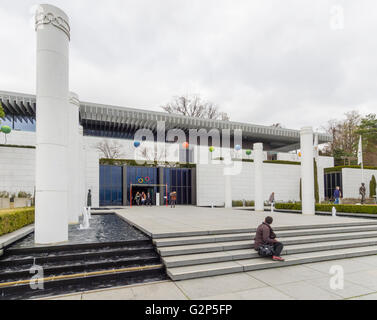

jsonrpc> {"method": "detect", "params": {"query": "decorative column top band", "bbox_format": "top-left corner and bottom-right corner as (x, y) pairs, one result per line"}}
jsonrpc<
(69, 94), (80, 107)
(35, 12), (70, 40)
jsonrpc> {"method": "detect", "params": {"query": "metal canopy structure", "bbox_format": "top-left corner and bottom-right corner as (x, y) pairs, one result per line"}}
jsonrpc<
(0, 90), (332, 152)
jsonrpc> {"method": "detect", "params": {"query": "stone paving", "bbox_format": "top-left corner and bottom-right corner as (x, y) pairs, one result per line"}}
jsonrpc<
(43, 255), (377, 300)
(114, 206), (376, 237)
(40, 207), (377, 300)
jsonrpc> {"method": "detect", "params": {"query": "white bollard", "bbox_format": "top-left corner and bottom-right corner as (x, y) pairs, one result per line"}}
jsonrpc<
(224, 174), (232, 209)
(34, 4), (70, 244)
(332, 206), (337, 217)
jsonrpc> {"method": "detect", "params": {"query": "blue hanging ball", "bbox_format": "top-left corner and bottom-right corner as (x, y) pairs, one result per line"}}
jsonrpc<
(134, 141), (140, 148)
(235, 145), (241, 151)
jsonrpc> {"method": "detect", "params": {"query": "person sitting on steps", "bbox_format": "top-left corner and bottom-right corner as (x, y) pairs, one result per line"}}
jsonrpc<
(254, 216), (285, 262)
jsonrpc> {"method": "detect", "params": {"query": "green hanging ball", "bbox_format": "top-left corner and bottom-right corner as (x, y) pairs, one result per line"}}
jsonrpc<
(246, 150), (252, 156)
(209, 146), (215, 153)
(1, 126), (11, 134)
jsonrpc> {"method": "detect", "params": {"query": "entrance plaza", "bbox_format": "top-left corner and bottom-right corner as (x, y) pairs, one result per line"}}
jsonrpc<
(112, 206), (374, 237)
(41, 206), (377, 300)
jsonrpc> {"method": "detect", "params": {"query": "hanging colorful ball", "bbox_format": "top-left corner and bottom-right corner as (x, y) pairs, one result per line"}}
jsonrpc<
(1, 126), (11, 134)
(209, 146), (215, 153)
(182, 142), (189, 149)
(235, 145), (241, 151)
(246, 150), (252, 156)
(134, 141), (141, 148)
(298, 152), (302, 157)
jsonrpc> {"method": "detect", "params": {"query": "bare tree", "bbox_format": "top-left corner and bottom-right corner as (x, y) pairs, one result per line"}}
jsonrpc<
(96, 140), (125, 159)
(321, 111), (361, 165)
(139, 146), (170, 162)
(161, 95), (230, 121)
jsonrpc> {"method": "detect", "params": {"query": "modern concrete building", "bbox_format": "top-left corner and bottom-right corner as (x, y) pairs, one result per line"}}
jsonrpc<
(0, 89), (334, 210)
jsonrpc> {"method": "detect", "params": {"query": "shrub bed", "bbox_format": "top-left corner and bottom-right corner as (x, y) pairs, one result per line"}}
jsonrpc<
(232, 200), (255, 207)
(275, 203), (377, 214)
(0, 207), (35, 237)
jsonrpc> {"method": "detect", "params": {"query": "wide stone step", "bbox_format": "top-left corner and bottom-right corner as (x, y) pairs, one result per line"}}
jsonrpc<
(167, 245), (377, 280)
(154, 225), (377, 247)
(151, 221), (377, 239)
(162, 237), (377, 267)
(0, 253), (161, 283)
(0, 245), (155, 268)
(0, 264), (166, 300)
(158, 230), (377, 257)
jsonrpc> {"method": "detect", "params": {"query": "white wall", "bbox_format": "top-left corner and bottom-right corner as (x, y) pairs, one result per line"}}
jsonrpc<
(196, 162), (301, 206)
(1, 131), (336, 206)
(342, 168), (377, 199)
(0, 146), (35, 195)
(3, 130), (36, 146)
(84, 147), (100, 207)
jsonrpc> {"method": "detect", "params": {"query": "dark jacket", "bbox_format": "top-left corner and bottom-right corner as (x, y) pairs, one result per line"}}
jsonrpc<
(254, 222), (276, 250)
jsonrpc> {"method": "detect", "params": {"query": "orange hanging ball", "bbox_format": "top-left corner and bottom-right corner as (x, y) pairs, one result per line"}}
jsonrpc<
(298, 152), (302, 157)
(182, 142), (189, 149)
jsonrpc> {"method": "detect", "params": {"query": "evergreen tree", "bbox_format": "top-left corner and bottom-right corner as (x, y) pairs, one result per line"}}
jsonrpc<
(0, 102), (4, 124)
(314, 159), (320, 203)
(370, 175), (377, 198)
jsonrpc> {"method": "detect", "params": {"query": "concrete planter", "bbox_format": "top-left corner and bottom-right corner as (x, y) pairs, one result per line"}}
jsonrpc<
(0, 198), (10, 209)
(14, 198), (32, 208)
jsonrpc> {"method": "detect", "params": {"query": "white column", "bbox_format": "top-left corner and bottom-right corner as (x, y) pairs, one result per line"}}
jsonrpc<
(79, 125), (85, 212)
(300, 127), (315, 215)
(224, 174), (232, 208)
(35, 4), (70, 244)
(67, 92), (80, 224)
(254, 143), (264, 212)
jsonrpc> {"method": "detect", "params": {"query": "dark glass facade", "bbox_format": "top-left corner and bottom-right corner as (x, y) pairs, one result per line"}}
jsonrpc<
(1, 115), (36, 132)
(99, 165), (123, 206)
(324, 172), (342, 200)
(163, 168), (192, 205)
(100, 164), (195, 206)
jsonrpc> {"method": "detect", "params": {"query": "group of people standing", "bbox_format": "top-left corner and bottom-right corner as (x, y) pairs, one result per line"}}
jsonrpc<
(134, 191), (152, 206)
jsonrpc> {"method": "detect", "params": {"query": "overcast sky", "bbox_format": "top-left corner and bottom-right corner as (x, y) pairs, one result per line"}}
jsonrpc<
(0, 0), (376, 131)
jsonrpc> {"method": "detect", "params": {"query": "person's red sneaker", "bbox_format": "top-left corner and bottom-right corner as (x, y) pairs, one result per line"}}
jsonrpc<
(272, 256), (285, 261)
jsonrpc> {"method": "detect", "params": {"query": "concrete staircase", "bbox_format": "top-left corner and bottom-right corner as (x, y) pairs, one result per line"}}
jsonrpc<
(153, 221), (377, 281)
(0, 239), (166, 300)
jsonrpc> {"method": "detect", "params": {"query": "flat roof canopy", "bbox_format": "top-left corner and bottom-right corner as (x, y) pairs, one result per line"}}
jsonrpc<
(0, 90), (331, 152)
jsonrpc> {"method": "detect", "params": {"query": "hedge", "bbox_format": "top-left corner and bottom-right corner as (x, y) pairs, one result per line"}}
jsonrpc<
(100, 158), (196, 168)
(0, 207), (35, 237)
(0, 144), (35, 149)
(275, 203), (377, 214)
(232, 200), (255, 207)
(325, 165), (377, 173)
(263, 160), (301, 165)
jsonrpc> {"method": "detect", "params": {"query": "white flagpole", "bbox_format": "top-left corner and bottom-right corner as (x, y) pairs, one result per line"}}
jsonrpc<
(358, 136), (364, 184)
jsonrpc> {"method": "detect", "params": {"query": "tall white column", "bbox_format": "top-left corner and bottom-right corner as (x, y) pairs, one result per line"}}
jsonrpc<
(300, 127), (315, 215)
(254, 143), (264, 212)
(68, 92), (80, 224)
(35, 4), (70, 244)
(79, 126), (88, 212)
(224, 174), (232, 208)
